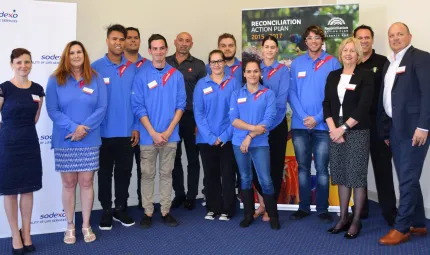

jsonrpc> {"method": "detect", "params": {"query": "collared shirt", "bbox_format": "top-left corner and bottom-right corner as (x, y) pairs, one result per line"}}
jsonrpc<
(91, 54), (139, 138)
(166, 54), (206, 111)
(193, 74), (241, 145)
(229, 84), (276, 147)
(132, 62), (186, 145)
(206, 57), (243, 86)
(260, 60), (291, 130)
(134, 53), (150, 70)
(357, 49), (388, 115)
(288, 51), (341, 130)
(383, 44), (412, 118)
(46, 74), (107, 148)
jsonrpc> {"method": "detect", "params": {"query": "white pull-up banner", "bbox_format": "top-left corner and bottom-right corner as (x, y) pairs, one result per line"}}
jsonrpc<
(0, 0), (76, 237)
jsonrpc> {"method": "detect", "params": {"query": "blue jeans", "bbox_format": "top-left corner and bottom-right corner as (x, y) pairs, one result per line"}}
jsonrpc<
(292, 129), (329, 213)
(233, 146), (274, 195)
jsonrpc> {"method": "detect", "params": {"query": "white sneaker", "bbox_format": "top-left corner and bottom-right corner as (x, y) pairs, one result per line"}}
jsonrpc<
(219, 214), (231, 221)
(204, 211), (216, 220)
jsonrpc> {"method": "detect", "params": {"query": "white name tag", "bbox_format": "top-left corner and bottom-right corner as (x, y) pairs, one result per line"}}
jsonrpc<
(83, 87), (94, 94)
(396, 66), (406, 74)
(298, 71), (306, 78)
(203, 86), (213, 95)
(147, 80), (158, 89)
(237, 97), (247, 104)
(32, 94), (40, 102)
(345, 84), (356, 91)
(103, 77), (110, 84)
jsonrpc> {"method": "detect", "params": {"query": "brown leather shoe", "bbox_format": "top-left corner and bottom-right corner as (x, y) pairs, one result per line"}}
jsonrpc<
(379, 230), (410, 245)
(410, 227), (428, 236)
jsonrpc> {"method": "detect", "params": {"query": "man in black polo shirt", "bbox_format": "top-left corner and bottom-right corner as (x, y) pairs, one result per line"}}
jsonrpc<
(354, 25), (397, 225)
(166, 32), (206, 210)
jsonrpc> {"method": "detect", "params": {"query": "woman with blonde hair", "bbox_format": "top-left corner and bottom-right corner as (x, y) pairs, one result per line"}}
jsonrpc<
(46, 41), (107, 244)
(323, 37), (374, 239)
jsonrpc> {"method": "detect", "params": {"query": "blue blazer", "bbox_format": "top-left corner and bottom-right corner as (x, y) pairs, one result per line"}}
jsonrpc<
(377, 46), (430, 140)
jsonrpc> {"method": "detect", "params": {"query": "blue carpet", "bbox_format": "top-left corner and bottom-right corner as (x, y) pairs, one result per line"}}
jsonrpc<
(1, 200), (429, 254)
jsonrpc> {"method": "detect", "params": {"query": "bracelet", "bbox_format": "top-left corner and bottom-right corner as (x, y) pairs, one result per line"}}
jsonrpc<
(247, 134), (254, 139)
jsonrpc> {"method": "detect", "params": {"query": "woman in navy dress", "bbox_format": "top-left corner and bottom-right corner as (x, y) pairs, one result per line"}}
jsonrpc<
(0, 48), (44, 254)
(46, 41), (107, 244)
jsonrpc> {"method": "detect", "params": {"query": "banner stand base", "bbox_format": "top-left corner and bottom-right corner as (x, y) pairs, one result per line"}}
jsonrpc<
(240, 203), (352, 213)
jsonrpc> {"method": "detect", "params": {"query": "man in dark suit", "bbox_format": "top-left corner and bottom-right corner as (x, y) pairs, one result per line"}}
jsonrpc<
(378, 22), (430, 245)
(353, 25), (397, 224)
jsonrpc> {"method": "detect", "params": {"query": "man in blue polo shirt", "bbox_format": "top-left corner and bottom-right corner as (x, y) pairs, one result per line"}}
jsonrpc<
(92, 24), (140, 230)
(206, 33), (242, 85)
(132, 34), (186, 228)
(124, 26), (150, 210)
(288, 25), (341, 223)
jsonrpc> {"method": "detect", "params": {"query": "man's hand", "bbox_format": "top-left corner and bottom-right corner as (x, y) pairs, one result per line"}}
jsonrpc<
(131, 130), (140, 147)
(214, 138), (221, 146)
(151, 132), (167, 146)
(412, 129), (428, 146)
(384, 140), (390, 146)
(240, 135), (252, 153)
(251, 125), (266, 135)
(303, 116), (317, 129)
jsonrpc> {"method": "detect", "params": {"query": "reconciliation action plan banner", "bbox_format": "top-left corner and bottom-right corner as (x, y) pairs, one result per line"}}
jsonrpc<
(242, 4), (359, 209)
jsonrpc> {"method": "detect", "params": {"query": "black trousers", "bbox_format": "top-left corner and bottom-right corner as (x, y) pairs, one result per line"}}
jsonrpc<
(366, 118), (397, 220)
(98, 137), (134, 210)
(134, 145), (142, 204)
(172, 110), (200, 200)
(199, 142), (237, 216)
(253, 119), (288, 201)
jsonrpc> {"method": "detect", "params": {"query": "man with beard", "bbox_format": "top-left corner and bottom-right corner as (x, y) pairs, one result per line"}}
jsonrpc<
(166, 32), (206, 210)
(207, 33), (242, 85)
(288, 25), (341, 223)
(124, 27), (150, 209)
(353, 25), (396, 224)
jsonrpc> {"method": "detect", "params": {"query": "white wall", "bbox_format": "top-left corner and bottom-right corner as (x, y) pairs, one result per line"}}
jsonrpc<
(36, 0), (430, 216)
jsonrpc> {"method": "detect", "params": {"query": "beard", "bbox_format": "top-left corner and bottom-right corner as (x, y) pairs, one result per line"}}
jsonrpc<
(125, 48), (139, 54)
(224, 54), (236, 61)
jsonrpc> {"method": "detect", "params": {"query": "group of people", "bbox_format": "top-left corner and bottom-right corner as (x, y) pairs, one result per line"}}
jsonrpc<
(0, 20), (429, 255)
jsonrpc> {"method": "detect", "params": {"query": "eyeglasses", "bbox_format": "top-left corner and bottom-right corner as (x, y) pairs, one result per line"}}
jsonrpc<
(305, 36), (322, 41)
(210, 59), (225, 66)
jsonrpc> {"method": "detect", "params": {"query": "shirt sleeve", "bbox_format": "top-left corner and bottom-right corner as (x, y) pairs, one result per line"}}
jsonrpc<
(272, 67), (290, 130)
(287, 61), (308, 121)
(416, 51), (430, 130)
(229, 91), (240, 123)
(82, 75), (108, 131)
(131, 72), (148, 121)
(322, 72), (333, 121)
(176, 73), (186, 111)
(193, 82), (217, 145)
(45, 76), (79, 133)
(0, 83), (4, 97)
(259, 90), (276, 129)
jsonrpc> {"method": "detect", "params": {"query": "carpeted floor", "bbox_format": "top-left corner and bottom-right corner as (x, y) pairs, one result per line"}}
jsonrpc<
(1, 200), (429, 255)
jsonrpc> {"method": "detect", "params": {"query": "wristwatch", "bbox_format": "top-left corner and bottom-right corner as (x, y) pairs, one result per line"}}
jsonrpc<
(341, 124), (348, 130)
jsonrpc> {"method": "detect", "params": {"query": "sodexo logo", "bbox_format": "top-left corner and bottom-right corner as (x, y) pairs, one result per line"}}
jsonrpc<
(33, 54), (61, 65)
(41, 54), (61, 61)
(0, 9), (19, 23)
(40, 209), (66, 220)
(327, 17), (346, 26)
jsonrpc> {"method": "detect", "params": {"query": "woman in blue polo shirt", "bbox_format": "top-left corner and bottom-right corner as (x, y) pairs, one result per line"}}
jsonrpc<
(229, 59), (280, 230)
(46, 41), (107, 244)
(252, 35), (290, 220)
(194, 50), (241, 221)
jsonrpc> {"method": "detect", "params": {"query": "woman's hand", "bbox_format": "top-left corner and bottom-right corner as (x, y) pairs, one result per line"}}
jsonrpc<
(330, 127), (345, 143)
(66, 125), (89, 141)
(240, 135), (252, 153)
(335, 136), (346, 144)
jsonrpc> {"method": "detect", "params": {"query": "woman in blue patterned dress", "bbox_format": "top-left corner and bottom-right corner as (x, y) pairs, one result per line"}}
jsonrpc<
(0, 48), (44, 255)
(46, 41), (107, 244)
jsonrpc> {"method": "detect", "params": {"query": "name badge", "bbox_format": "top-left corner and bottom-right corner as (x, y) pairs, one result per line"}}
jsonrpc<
(148, 80), (158, 89)
(298, 71), (306, 78)
(345, 84), (356, 91)
(83, 87), (94, 94)
(237, 97), (247, 104)
(32, 94), (40, 102)
(203, 86), (213, 95)
(103, 77), (110, 84)
(396, 66), (406, 74)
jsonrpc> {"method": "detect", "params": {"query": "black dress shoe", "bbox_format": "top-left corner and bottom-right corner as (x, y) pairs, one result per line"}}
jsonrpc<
(184, 199), (196, 210)
(171, 196), (186, 208)
(327, 222), (351, 234)
(344, 223), (362, 239)
(12, 245), (25, 255)
(20, 229), (36, 253)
